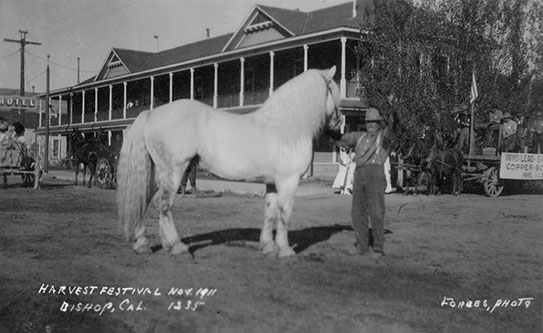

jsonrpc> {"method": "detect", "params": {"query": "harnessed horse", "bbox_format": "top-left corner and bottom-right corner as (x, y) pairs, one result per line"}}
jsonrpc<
(70, 129), (109, 187)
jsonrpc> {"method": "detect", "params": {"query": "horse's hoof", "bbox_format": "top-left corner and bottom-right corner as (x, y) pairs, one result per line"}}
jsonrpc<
(278, 247), (296, 258)
(261, 242), (276, 256)
(133, 237), (152, 254)
(170, 242), (189, 255)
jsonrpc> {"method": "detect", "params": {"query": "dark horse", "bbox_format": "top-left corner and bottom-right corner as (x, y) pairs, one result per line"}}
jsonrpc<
(69, 129), (109, 187)
(426, 145), (464, 195)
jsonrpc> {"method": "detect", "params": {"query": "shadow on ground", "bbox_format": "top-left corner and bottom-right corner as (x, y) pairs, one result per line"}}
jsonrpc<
(150, 225), (393, 254)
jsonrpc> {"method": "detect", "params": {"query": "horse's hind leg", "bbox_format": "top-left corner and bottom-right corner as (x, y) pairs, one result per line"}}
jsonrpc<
(274, 176), (299, 258)
(156, 169), (188, 255)
(260, 185), (279, 255)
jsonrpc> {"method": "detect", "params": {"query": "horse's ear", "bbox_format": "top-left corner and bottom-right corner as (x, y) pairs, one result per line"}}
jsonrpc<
(324, 66), (336, 82)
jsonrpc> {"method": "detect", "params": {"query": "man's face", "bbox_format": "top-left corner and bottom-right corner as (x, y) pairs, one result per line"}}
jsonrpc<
(367, 122), (380, 136)
(0, 121), (7, 131)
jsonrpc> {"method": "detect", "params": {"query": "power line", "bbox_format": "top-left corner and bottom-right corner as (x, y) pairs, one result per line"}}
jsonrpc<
(25, 50), (95, 73)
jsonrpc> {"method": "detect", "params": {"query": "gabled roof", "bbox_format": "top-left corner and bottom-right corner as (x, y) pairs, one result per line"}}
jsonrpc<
(87, 1), (377, 86)
(141, 34), (233, 71)
(113, 48), (155, 72)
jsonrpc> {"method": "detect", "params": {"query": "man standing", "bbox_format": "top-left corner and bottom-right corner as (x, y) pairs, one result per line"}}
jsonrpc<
(452, 105), (470, 153)
(501, 112), (517, 153)
(335, 107), (395, 260)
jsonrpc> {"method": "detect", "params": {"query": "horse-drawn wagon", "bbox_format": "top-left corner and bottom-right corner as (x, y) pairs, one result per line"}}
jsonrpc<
(462, 120), (543, 197)
(69, 128), (119, 189)
(1, 140), (38, 187)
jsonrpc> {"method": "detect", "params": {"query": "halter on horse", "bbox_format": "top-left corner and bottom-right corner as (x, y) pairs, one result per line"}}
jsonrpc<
(116, 66), (341, 257)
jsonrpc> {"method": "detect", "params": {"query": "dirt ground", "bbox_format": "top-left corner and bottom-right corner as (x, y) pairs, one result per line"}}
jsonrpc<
(0, 177), (541, 333)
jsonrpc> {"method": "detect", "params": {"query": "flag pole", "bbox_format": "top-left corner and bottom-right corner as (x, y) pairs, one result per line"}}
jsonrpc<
(468, 101), (474, 169)
(468, 67), (478, 169)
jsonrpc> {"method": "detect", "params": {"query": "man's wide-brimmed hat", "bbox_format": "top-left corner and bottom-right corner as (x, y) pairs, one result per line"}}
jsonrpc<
(503, 112), (512, 119)
(365, 108), (382, 123)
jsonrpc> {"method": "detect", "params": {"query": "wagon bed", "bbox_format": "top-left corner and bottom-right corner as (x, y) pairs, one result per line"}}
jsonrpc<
(1, 143), (39, 187)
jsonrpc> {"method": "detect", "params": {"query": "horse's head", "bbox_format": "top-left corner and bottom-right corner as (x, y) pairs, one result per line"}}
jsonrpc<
(322, 66), (342, 132)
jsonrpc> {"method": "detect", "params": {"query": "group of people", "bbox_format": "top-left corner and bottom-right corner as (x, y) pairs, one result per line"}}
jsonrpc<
(453, 106), (543, 154)
(0, 116), (27, 167)
(0, 117), (26, 148)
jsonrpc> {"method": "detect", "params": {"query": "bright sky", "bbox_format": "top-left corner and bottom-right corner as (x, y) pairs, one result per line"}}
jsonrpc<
(0, 0), (350, 93)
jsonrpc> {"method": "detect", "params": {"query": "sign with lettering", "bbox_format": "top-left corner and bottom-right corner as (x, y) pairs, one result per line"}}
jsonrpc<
(500, 153), (543, 180)
(0, 95), (38, 110)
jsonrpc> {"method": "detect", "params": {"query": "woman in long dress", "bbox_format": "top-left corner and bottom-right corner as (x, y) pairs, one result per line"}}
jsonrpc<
(333, 147), (354, 194)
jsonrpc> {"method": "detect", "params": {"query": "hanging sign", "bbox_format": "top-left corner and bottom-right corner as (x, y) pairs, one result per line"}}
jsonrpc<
(0, 96), (38, 110)
(500, 152), (543, 180)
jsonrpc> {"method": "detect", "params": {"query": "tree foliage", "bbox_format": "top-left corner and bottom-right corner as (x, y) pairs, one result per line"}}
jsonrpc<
(356, 0), (543, 151)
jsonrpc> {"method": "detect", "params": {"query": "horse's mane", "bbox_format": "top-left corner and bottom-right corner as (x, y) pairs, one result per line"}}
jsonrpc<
(252, 69), (335, 145)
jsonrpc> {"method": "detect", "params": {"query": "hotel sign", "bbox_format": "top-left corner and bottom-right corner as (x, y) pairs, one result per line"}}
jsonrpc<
(0, 95), (38, 110)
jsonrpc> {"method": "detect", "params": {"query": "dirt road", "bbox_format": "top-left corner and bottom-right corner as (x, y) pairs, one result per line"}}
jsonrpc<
(0, 179), (541, 332)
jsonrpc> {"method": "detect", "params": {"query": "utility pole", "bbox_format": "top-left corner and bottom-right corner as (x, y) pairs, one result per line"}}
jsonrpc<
(154, 35), (159, 52)
(4, 30), (42, 123)
(45, 55), (50, 174)
(4, 30), (42, 97)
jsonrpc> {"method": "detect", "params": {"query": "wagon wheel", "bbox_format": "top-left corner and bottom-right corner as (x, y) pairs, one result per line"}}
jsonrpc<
(95, 158), (111, 189)
(21, 157), (35, 187)
(483, 167), (504, 197)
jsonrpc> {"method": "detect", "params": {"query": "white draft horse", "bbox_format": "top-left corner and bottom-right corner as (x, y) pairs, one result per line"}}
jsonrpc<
(116, 66), (341, 257)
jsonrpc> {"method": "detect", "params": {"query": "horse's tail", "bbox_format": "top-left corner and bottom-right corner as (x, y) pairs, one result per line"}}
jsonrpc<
(116, 111), (154, 242)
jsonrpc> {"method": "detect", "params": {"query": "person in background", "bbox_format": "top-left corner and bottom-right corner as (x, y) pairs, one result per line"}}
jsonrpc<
(452, 105), (470, 153)
(333, 106), (396, 261)
(501, 112), (517, 153)
(530, 111), (543, 154)
(0, 117), (8, 142)
(332, 146), (353, 195)
(384, 155), (393, 194)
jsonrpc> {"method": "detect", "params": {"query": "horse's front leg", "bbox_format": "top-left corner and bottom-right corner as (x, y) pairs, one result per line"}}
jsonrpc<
(260, 186), (279, 255)
(274, 177), (299, 258)
(82, 165), (87, 186)
(87, 164), (95, 188)
(74, 163), (79, 186)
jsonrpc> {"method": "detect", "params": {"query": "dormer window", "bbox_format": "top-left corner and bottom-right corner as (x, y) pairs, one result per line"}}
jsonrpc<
(108, 60), (122, 68)
(244, 20), (273, 33)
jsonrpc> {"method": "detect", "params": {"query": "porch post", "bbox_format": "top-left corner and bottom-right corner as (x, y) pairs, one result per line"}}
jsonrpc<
(58, 95), (62, 126)
(123, 82), (127, 119)
(303, 45), (309, 72)
(213, 63), (218, 108)
(69, 93), (73, 125)
(150, 76), (154, 110)
(239, 57), (245, 107)
(169, 72), (173, 103)
(108, 85), (113, 121)
(340, 37), (347, 98)
(269, 51), (275, 97)
(190, 68), (195, 100)
(81, 90), (85, 123)
(94, 87), (98, 123)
